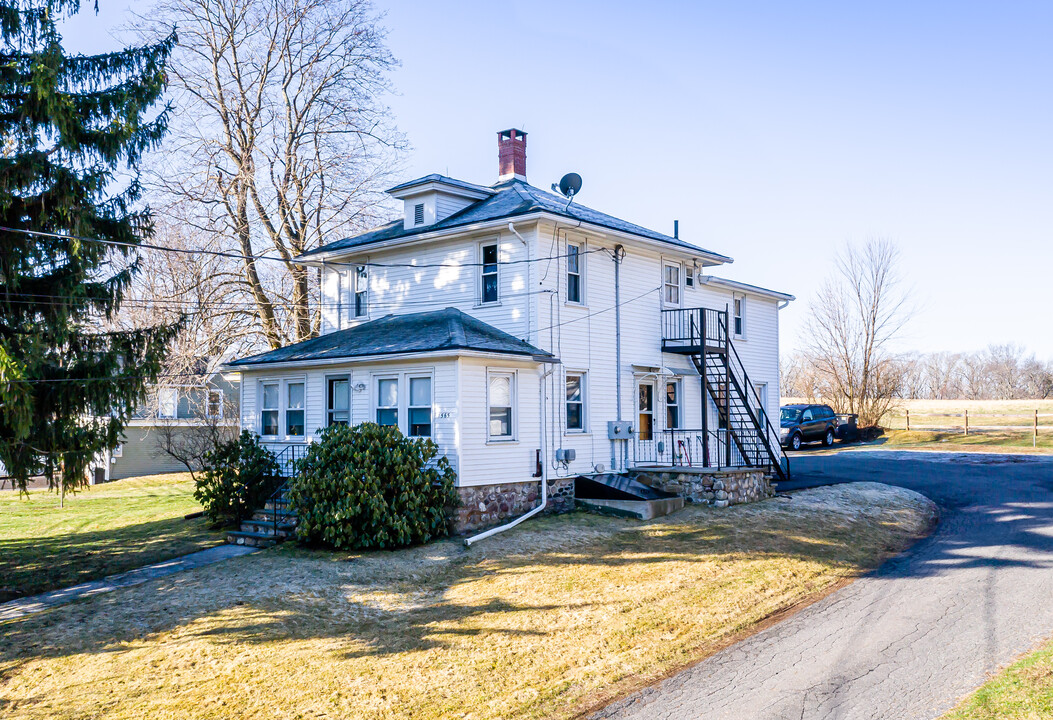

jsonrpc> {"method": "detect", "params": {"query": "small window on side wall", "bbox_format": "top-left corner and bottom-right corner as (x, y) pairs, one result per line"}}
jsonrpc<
(480, 243), (499, 304)
(567, 242), (582, 304)
(488, 372), (514, 439)
(666, 381), (680, 429)
(733, 295), (745, 337)
(566, 373), (584, 431)
(663, 263), (680, 306)
(355, 266), (368, 318)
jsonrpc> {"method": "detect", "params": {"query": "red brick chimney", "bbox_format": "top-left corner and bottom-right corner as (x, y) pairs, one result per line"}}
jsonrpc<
(497, 128), (527, 181)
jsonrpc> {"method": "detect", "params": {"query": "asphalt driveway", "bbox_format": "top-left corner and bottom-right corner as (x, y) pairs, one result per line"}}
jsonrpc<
(594, 449), (1053, 720)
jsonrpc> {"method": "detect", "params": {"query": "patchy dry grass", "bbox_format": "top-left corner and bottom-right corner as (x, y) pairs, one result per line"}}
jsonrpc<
(0, 482), (934, 720)
(0, 474), (221, 602)
(942, 636), (1053, 719)
(881, 430), (1053, 454)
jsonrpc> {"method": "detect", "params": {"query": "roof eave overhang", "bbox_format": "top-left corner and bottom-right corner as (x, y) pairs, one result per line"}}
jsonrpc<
(223, 347), (558, 372)
(297, 210), (733, 267)
(699, 276), (796, 302)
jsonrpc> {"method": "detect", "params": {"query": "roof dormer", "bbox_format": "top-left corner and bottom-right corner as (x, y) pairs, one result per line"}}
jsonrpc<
(386, 174), (495, 230)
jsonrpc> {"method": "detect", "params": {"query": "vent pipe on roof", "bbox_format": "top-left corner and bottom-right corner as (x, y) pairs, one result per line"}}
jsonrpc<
(673, 220), (679, 239)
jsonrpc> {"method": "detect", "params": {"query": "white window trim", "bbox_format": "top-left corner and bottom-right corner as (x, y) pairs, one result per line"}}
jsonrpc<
(369, 370), (436, 438)
(733, 293), (746, 339)
(565, 370), (587, 434)
(325, 374), (351, 427)
(206, 389), (225, 420)
(477, 239), (501, 306)
(665, 378), (682, 430)
(354, 264), (369, 319)
(662, 259), (683, 309)
(406, 374), (434, 438)
(486, 368), (517, 442)
(258, 377), (307, 440)
(566, 239), (585, 306)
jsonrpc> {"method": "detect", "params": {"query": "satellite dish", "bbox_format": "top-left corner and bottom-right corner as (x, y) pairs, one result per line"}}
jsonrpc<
(558, 172), (582, 198)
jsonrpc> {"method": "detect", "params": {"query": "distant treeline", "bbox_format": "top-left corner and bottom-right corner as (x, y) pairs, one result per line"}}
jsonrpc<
(783, 344), (1053, 401)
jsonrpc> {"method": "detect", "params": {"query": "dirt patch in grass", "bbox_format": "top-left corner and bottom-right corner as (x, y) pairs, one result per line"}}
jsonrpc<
(942, 635), (1053, 719)
(0, 474), (221, 602)
(0, 482), (936, 720)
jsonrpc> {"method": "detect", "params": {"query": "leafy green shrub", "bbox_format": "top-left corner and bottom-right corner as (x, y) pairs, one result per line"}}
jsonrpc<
(195, 431), (281, 525)
(288, 422), (458, 549)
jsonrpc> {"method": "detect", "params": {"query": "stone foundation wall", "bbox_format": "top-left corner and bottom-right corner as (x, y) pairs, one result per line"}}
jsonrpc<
(455, 477), (575, 534)
(640, 469), (773, 507)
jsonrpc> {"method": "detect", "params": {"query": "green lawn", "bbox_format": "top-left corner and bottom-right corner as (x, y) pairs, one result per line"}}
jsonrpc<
(0, 473), (222, 602)
(942, 637), (1053, 719)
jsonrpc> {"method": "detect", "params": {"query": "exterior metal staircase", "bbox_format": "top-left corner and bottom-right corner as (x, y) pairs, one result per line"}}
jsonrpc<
(661, 307), (789, 482)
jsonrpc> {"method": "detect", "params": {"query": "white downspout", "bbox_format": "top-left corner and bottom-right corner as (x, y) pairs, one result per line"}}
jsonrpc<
(465, 364), (554, 547)
(508, 222), (531, 344)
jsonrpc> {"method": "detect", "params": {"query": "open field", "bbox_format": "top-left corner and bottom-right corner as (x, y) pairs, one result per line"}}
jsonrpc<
(0, 483), (935, 720)
(880, 429), (1053, 454)
(885, 399), (1053, 432)
(941, 636), (1053, 719)
(0, 473), (221, 602)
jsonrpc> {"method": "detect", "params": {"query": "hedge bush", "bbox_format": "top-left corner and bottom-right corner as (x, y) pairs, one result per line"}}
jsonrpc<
(195, 431), (281, 525)
(288, 422), (458, 549)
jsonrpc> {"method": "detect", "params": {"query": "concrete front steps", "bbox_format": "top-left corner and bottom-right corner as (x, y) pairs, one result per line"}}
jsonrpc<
(225, 485), (297, 548)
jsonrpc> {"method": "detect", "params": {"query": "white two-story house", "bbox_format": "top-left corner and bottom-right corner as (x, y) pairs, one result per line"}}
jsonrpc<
(227, 129), (794, 531)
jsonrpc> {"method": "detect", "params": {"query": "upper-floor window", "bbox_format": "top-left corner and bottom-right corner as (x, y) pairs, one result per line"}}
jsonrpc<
(158, 387), (178, 419)
(733, 295), (745, 338)
(663, 263), (681, 306)
(666, 380), (681, 429)
(327, 376), (350, 426)
(488, 371), (515, 440)
(567, 242), (583, 304)
(355, 265), (368, 318)
(566, 372), (585, 431)
(480, 243), (499, 304)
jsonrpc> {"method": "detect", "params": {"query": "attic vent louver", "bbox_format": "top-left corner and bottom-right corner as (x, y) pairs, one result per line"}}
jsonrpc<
(413, 203), (424, 225)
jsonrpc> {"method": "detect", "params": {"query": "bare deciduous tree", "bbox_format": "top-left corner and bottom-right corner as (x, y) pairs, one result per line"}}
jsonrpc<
(802, 238), (911, 426)
(135, 0), (404, 350)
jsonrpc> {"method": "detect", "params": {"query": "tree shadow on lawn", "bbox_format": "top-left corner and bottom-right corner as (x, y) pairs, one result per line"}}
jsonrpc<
(0, 515), (223, 603)
(4, 492), (1053, 673)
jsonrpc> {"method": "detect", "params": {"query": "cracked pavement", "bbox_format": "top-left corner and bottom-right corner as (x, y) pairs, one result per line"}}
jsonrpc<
(593, 450), (1053, 720)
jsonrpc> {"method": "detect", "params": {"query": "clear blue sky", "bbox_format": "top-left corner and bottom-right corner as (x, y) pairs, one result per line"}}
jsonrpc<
(62, 0), (1053, 358)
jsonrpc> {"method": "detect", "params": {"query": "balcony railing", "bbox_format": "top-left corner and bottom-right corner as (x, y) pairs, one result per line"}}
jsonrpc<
(661, 307), (727, 352)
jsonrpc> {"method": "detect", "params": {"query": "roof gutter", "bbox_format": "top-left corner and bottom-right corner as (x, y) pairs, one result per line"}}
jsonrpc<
(223, 348), (558, 372)
(296, 211), (733, 268)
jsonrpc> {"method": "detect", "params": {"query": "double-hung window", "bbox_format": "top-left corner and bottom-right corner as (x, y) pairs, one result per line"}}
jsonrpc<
(408, 376), (432, 437)
(158, 387), (178, 419)
(666, 380), (681, 429)
(376, 378), (398, 426)
(663, 263), (681, 306)
(488, 371), (514, 440)
(566, 373), (584, 431)
(733, 295), (745, 338)
(480, 243), (499, 304)
(207, 389), (224, 419)
(261, 382), (280, 435)
(567, 242), (583, 304)
(327, 377), (350, 426)
(355, 265), (368, 318)
(286, 382), (305, 436)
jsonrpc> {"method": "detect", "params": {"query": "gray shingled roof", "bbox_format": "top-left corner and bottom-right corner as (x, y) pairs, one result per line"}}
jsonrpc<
(386, 173), (495, 196)
(298, 178), (731, 261)
(227, 308), (556, 367)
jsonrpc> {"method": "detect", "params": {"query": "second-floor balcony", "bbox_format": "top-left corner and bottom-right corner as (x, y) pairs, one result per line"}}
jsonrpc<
(661, 307), (728, 355)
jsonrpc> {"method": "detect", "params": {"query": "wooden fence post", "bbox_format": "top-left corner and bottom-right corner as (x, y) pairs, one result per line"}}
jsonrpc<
(906, 409), (910, 432)
(964, 409), (969, 436)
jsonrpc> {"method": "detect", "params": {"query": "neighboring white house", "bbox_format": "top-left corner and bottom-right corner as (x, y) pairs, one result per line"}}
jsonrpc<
(226, 129), (794, 531)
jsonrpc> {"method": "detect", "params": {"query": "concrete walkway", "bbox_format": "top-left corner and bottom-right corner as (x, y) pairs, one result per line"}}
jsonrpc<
(594, 450), (1053, 720)
(0, 544), (257, 622)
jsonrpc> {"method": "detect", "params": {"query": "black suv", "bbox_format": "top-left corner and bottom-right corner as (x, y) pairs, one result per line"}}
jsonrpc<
(780, 404), (838, 450)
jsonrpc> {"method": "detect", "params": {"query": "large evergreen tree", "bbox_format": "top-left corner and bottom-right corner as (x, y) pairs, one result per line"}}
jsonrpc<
(0, 0), (179, 492)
